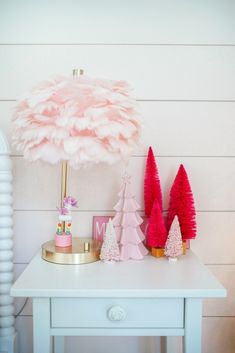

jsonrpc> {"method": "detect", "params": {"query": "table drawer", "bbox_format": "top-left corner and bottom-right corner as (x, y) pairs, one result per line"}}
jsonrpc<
(51, 298), (184, 328)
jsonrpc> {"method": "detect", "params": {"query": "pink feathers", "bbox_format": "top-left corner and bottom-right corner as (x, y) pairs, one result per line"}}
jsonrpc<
(12, 75), (141, 168)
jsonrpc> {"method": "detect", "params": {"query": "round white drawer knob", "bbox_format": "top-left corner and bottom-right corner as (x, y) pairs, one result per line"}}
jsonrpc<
(107, 306), (126, 322)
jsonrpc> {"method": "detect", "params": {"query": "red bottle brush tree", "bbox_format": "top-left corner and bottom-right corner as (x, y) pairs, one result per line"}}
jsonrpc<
(144, 147), (163, 217)
(166, 164), (196, 240)
(146, 199), (167, 248)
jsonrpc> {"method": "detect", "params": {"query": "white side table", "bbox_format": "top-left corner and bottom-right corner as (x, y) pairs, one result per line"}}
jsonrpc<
(11, 251), (226, 353)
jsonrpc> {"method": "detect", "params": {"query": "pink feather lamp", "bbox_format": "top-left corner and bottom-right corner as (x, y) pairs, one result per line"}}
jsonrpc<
(12, 69), (142, 263)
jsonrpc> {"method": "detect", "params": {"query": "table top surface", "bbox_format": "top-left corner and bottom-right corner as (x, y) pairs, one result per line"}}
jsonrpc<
(11, 251), (226, 298)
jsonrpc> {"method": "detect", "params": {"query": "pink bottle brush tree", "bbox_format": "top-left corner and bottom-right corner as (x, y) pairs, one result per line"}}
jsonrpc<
(166, 164), (197, 240)
(164, 215), (183, 261)
(144, 147), (163, 216)
(113, 175), (148, 261)
(144, 147), (166, 249)
(146, 199), (167, 248)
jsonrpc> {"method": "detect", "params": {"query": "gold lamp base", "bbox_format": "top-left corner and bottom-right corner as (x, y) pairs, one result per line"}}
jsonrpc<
(41, 238), (102, 265)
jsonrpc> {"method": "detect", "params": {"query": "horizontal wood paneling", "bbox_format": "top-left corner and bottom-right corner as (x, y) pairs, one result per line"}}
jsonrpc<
(176, 318), (235, 353)
(202, 317), (235, 353)
(0, 0), (234, 45)
(12, 156), (235, 211)
(2, 101), (235, 157)
(139, 101), (235, 157)
(0, 46), (235, 100)
(13, 211), (235, 264)
(203, 266), (235, 317)
(15, 316), (33, 353)
(191, 213), (235, 264)
(14, 264), (31, 316)
(65, 336), (155, 353)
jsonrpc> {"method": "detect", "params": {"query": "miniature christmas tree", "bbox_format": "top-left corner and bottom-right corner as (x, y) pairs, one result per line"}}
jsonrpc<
(166, 164), (196, 240)
(165, 216), (183, 261)
(100, 218), (120, 263)
(144, 147), (163, 217)
(146, 199), (167, 248)
(113, 175), (148, 261)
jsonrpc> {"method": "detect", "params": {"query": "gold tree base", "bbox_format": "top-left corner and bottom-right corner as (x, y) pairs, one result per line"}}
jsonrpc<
(151, 247), (165, 258)
(151, 241), (187, 259)
(41, 238), (102, 265)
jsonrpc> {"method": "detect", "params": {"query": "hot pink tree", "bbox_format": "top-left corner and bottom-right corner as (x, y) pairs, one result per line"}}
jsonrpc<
(113, 175), (148, 261)
(144, 147), (163, 216)
(146, 199), (167, 248)
(165, 216), (183, 260)
(166, 164), (196, 240)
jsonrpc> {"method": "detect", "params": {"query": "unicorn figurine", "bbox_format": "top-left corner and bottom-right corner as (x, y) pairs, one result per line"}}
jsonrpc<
(55, 196), (78, 247)
(58, 196), (78, 222)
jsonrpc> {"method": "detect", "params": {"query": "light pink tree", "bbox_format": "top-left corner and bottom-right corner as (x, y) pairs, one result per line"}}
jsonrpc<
(113, 175), (148, 261)
(164, 216), (183, 261)
(100, 219), (120, 263)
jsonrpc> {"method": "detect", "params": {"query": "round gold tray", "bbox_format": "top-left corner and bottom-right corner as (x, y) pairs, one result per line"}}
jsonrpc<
(41, 238), (101, 265)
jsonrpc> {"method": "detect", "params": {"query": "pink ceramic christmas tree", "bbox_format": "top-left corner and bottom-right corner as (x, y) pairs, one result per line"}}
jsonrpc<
(113, 175), (148, 261)
(164, 216), (183, 262)
(100, 219), (120, 263)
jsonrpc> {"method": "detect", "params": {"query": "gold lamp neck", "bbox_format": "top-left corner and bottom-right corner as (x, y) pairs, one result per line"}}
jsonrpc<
(61, 161), (68, 208)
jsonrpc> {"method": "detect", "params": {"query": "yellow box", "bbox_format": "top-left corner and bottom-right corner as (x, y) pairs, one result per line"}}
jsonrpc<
(151, 247), (165, 258)
(151, 241), (187, 259)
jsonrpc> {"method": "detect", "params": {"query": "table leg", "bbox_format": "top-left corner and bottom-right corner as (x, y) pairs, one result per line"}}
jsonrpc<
(33, 298), (51, 353)
(184, 298), (202, 353)
(54, 336), (65, 353)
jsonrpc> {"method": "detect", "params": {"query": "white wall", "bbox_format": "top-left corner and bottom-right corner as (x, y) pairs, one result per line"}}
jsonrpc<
(1, 1), (235, 352)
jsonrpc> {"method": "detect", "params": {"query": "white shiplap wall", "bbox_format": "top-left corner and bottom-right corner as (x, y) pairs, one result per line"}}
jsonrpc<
(1, 1), (235, 352)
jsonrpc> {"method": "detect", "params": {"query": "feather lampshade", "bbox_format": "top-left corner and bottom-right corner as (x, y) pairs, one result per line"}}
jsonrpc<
(12, 71), (141, 167)
(12, 69), (142, 264)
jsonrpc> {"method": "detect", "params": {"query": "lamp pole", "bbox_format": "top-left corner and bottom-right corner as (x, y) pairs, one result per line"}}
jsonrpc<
(60, 69), (84, 231)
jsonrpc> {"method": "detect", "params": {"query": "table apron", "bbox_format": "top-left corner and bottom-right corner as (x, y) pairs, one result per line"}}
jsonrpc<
(50, 297), (184, 329)
(50, 327), (185, 337)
